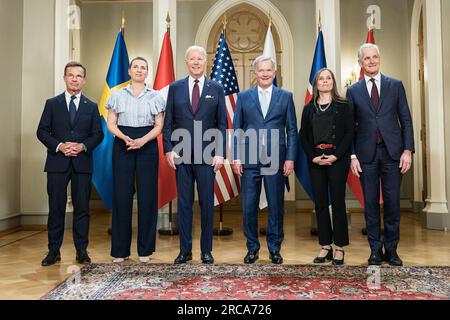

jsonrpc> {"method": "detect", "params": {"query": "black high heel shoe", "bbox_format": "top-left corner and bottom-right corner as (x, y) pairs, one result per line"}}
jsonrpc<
(332, 249), (345, 266)
(313, 247), (333, 263)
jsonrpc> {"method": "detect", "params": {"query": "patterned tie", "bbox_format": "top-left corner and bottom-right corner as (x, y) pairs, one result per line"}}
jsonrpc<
(69, 95), (77, 126)
(192, 79), (200, 113)
(260, 90), (269, 118)
(370, 78), (382, 144)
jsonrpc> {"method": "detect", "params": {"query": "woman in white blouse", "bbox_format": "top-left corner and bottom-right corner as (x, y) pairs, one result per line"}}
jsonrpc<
(106, 57), (165, 263)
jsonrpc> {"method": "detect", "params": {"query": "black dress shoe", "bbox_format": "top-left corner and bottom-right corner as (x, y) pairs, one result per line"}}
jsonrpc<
(244, 251), (259, 264)
(174, 251), (192, 264)
(313, 247), (333, 263)
(332, 249), (345, 266)
(201, 252), (214, 264)
(385, 250), (403, 266)
(368, 249), (383, 265)
(41, 251), (61, 266)
(269, 252), (283, 264)
(76, 251), (91, 264)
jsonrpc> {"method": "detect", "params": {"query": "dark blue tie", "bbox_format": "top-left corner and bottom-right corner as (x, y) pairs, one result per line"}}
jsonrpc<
(69, 95), (77, 125)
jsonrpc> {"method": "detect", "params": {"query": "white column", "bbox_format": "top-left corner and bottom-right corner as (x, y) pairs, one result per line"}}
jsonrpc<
(315, 0), (341, 88)
(54, 0), (70, 95)
(422, 0), (448, 229)
(153, 0), (177, 77)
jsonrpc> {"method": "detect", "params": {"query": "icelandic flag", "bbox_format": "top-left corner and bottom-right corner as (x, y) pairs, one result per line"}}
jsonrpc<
(295, 30), (327, 200)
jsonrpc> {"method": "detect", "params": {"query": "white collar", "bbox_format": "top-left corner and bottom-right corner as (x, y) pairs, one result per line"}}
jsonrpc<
(189, 75), (205, 85)
(258, 85), (273, 94)
(65, 91), (82, 100)
(364, 73), (381, 84)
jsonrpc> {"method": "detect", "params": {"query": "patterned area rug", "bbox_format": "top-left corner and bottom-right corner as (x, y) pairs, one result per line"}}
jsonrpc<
(41, 264), (450, 300)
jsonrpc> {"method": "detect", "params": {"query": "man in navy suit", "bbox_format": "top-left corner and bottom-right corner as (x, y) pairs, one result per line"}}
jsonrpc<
(232, 55), (298, 264)
(346, 44), (414, 266)
(37, 62), (103, 266)
(163, 46), (227, 264)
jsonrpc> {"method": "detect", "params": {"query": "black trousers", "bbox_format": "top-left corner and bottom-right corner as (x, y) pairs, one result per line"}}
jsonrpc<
(309, 156), (350, 247)
(47, 165), (92, 252)
(111, 126), (158, 258)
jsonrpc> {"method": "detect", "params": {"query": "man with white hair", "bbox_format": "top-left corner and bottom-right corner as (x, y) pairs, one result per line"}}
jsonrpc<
(232, 55), (298, 264)
(346, 44), (414, 266)
(163, 45), (227, 264)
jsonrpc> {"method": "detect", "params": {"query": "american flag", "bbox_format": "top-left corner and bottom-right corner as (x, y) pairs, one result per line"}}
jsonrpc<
(210, 33), (240, 205)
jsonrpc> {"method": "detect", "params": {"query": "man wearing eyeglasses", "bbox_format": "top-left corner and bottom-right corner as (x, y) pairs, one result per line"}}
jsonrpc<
(37, 61), (103, 266)
(163, 46), (227, 264)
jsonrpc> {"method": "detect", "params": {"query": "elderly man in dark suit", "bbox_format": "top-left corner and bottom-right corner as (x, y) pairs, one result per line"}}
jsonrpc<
(37, 62), (103, 266)
(346, 44), (414, 266)
(163, 46), (227, 264)
(232, 55), (298, 265)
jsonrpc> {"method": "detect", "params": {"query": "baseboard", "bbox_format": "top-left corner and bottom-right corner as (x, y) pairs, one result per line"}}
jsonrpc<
(0, 214), (21, 232)
(20, 212), (73, 229)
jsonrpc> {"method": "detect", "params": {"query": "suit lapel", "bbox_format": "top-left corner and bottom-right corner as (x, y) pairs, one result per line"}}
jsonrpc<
(250, 87), (264, 118)
(379, 74), (390, 111)
(57, 93), (71, 125)
(195, 76), (210, 114)
(182, 77), (193, 114)
(359, 79), (375, 114)
(265, 86), (280, 119)
(73, 95), (88, 126)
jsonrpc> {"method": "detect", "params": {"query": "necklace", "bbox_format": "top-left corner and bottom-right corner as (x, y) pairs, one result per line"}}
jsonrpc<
(317, 100), (332, 112)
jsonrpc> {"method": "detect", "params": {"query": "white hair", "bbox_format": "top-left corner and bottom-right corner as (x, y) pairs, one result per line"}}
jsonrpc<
(358, 43), (380, 61)
(252, 55), (277, 72)
(185, 45), (207, 60)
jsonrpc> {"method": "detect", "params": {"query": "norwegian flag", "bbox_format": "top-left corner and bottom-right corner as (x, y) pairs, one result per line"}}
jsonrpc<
(210, 33), (241, 205)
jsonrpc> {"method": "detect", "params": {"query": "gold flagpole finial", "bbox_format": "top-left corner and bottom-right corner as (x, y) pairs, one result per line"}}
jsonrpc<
(318, 10), (322, 32)
(166, 12), (171, 35)
(222, 14), (228, 37)
(121, 11), (125, 35)
(268, 11), (272, 28)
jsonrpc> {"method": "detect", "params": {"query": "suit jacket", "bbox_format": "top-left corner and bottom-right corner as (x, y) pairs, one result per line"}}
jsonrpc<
(162, 76), (227, 165)
(346, 74), (414, 163)
(232, 86), (298, 169)
(37, 93), (104, 173)
(300, 100), (354, 162)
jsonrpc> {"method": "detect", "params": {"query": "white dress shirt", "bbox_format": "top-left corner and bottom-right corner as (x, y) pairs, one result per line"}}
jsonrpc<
(188, 75), (205, 105)
(64, 91), (82, 111)
(257, 85), (273, 119)
(364, 73), (381, 97)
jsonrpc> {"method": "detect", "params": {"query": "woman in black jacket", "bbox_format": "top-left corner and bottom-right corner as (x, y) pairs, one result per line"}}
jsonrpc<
(300, 68), (354, 265)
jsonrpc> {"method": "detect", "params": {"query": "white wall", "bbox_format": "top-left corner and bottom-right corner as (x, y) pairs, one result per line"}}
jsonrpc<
(80, 1), (153, 101)
(0, 0), (23, 230)
(20, 0), (55, 224)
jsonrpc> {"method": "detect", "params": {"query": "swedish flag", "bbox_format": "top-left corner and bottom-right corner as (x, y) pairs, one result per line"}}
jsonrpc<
(92, 31), (130, 209)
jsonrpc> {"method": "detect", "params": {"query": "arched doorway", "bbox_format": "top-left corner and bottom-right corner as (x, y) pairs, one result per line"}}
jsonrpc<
(205, 4), (282, 90)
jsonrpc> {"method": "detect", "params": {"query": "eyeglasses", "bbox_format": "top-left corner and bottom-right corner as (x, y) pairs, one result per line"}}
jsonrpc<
(65, 74), (84, 79)
(187, 57), (206, 62)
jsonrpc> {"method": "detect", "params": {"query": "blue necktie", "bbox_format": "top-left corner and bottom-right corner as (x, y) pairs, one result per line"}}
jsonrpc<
(69, 95), (77, 125)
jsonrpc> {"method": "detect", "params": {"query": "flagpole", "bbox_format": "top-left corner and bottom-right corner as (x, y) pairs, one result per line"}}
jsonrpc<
(158, 12), (179, 237)
(213, 13), (233, 237)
